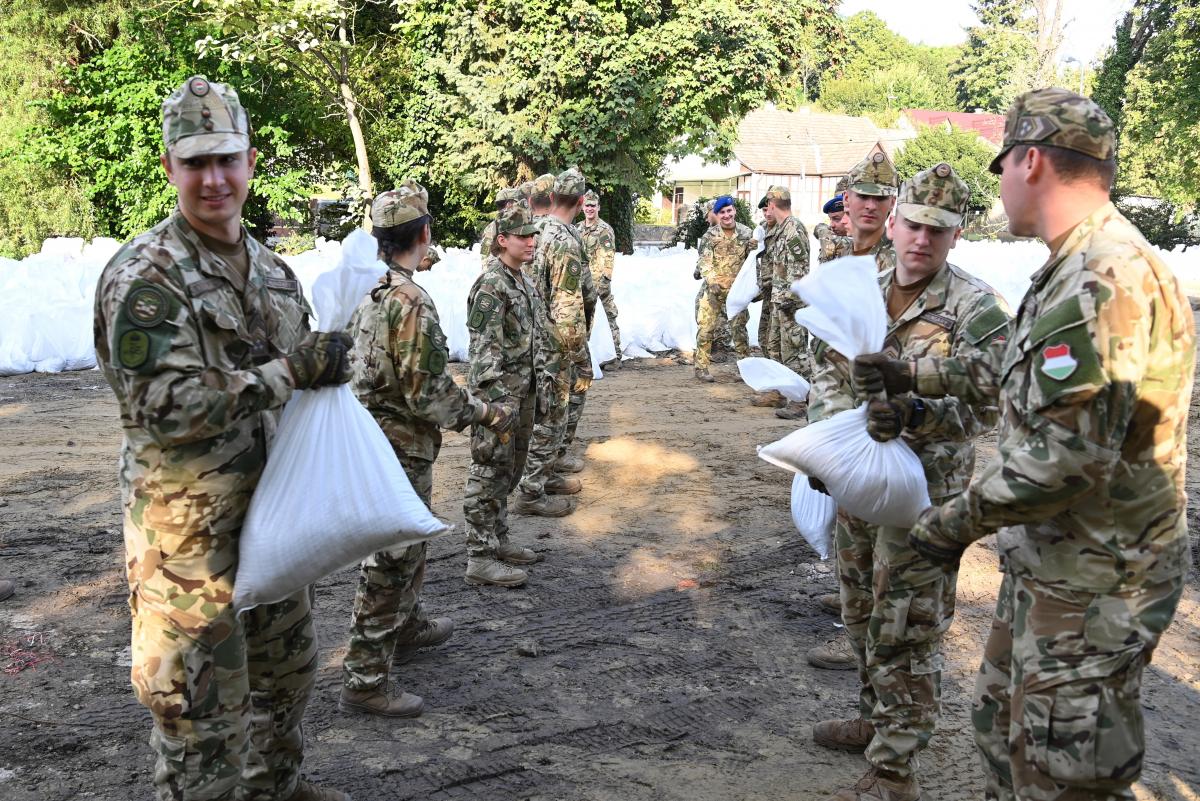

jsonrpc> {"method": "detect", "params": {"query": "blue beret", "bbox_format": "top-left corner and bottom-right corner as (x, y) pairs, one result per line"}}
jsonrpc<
(822, 194), (844, 215)
(712, 195), (734, 214)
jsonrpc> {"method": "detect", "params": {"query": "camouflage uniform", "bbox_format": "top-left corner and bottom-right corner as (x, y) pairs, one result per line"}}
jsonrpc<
(810, 166), (1010, 785)
(694, 221), (754, 370)
(342, 186), (487, 692)
(902, 91), (1194, 801)
(519, 168), (591, 497)
(480, 188), (524, 266)
(760, 220), (780, 359)
(761, 186), (813, 378)
(577, 190), (621, 355)
(464, 210), (546, 557)
(93, 77), (318, 801)
(824, 154), (900, 272)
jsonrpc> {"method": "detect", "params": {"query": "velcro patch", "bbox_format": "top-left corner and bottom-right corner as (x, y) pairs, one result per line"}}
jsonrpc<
(265, 277), (299, 292)
(118, 330), (151, 368)
(468, 292), (500, 332)
(125, 284), (171, 328)
(919, 310), (956, 330)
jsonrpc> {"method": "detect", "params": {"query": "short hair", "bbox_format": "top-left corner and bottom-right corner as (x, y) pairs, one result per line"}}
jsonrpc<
(531, 192), (553, 211)
(496, 199), (515, 212)
(769, 196), (791, 211)
(375, 214), (431, 262)
(552, 192), (581, 210)
(1011, 144), (1116, 190)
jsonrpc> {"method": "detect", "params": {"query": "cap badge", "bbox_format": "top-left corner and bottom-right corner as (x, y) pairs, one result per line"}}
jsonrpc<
(188, 77), (210, 98)
(872, 152), (885, 164)
(935, 163), (952, 178)
(1016, 115), (1059, 142)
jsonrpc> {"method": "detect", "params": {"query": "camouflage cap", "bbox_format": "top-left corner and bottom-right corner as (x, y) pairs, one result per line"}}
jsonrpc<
(553, 166), (587, 196)
(532, 174), (556, 196)
(519, 181), (535, 198)
(393, 179), (430, 216)
(990, 87), (1116, 175)
(896, 162), (970, 228)
(370, 185), (429, 229)
(847, 152), (899, 197)
(496, 187), (523, 205)
(162, 75), (250, 158)
(765, 185), (791, 203)
(582, 189), (600, 206)
(835, 176), (849, 194)
(495, 204), (539, 237)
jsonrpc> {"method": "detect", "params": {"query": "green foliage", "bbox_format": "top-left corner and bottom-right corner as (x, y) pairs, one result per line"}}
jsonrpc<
(1114, 197), (1199, 251)
(671, 197), (753, 250)
(605, 185), (635, 255)
(953, 0), (1037, 112)
(893, 125), (1000, 216)
(633, 198), (658, 225)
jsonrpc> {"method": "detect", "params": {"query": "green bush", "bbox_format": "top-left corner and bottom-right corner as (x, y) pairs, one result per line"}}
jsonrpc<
(893, 124), (1000, 219)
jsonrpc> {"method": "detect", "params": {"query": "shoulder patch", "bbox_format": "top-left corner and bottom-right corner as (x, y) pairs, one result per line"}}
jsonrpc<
(124, 284), (171, 328)
(963, 302), (1010, 345)
(118, 330), (151, 369)
(468, 291), (501, 332)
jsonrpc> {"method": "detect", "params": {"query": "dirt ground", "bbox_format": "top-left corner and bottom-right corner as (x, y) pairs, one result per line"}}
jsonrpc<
(1, 352), (1198, 801)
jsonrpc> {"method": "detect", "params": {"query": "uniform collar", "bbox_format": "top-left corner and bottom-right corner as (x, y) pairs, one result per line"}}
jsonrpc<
(170, 210), (259, 290)
(1028, 201), (1116, 293)
(883, 262), (950, 329)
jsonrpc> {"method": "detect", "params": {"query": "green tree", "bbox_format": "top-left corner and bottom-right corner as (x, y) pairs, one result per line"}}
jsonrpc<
(893, 124), (1001, 218)
(954, 0), (1038, 112)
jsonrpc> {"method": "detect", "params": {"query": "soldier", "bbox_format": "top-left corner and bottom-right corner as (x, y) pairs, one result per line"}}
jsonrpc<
(93, 76), (349, 801)
(827, 153), (899, 269)
(462, 205), (549, 586)
(478, 187), (523, 266)
(418, 245), (441, 272)
(808, 164), (1010, 801)
(855, 89), (1194, 801)
(513, 167), (592, 516)
(814, 190), (851, 264)
(760, 185), (812, 418)
(578, 189), (621, 368)
(748, 194), (787, 407)
(693, 195), (753, 382)
(529, 173), (556, 221)
(340, 185), (514, 716)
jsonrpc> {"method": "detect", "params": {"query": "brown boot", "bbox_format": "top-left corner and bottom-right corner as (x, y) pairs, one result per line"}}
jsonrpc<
(554, 453), (585, 473)
(823, 767), (920, 801)
(775, 401), (808, 420)
(339, 684), (424, 718)
(750, 390), (787, 408)
(283, 780), (351, 801)
(807, 632), (857, 670)
(496, 541), (541, 565)
(512, 492), (575, 517)
(465, 558), (529, 587)
(392, 617), (454, 666)
(695, 367), (715, 383)
(545, 474), (582, 495)
(812, 717), (876, 753)
(817, 592), (841, 615)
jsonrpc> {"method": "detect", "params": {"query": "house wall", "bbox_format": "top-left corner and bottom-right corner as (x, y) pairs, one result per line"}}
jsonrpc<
(734, 173), (847, 226)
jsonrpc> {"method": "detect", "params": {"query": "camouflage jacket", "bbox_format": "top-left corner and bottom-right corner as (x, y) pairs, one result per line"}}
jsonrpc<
(348, 264), (484, 461)
(577, 218), (616, 285)
(696, 222), (754, 292)
(813, 223), (843, 264)
(526, 216), (591, 367)
(818, 229), (897, 272)
(467, 256), (544, 401)
(808, 262), (1011, 501)
(94, 210), (307, 557)
(763, 215), (810, 308)
(914, 203), (1195, 591)
(479, 220), (498, 266)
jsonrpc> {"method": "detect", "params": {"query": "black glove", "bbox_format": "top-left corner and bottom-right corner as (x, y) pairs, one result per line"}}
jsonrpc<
(480, 401), (516, 434)
(852, 353), (914, 399)
(808, 476), (830, 496)
(865, 397), (914, 442)
(693, 268), (702, 281)
(285, 331), (352, 389)
(908, 507), (966, 567)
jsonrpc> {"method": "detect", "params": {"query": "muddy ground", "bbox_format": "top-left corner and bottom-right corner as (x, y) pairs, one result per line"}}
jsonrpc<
(1, 353), (1198, 801)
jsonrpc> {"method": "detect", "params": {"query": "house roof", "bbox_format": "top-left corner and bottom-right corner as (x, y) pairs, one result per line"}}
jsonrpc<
(903, 109), (1007, 146)
(732, 107), (884, 176)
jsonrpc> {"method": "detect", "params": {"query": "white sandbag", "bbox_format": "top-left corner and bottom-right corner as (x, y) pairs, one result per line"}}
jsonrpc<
(737, 357), (810, 402)
(589, 301), (617, 378)
(757, 255), (931, 528)
(791, 473), (836, 560)
(725, 224), (767, 319)
(234, 229), (449, 611)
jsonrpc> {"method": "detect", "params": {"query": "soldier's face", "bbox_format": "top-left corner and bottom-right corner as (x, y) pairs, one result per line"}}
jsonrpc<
(498, 232), (536, 265)
(583, 203), (599, 222)
(887, 214), (961, 277)
(828, 211), (849, 236)
(163, 149), (256, 238)
(998, 149), (1037, 238)
(846, 191), (894, 236)
(717, 205), (736, 228)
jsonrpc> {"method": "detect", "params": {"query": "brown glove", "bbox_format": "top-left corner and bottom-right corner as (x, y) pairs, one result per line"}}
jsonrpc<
(479, 401), (516, 435)
(865, 397), (914, 442)
(852, 353), (914, 399)
(285, 331), (352, 389)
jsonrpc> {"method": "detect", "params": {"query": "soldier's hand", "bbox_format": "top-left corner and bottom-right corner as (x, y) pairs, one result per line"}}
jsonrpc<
(908, 507), (965, 567)
(865, 397), (912, 442)
(480, 401), (516, 434)
(692, 268), (702, 281)
(852, 353), (914, 399)
(808, 476), (830, 496)
(285, 331), (352, 389)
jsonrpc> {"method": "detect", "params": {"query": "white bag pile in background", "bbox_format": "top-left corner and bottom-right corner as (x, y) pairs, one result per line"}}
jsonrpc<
(725, 224), (767, 319)
(791, 473), (836, 560)
(757, 256), (930, 528)
(737, 356), (810, 402)
(234, 230), (449, 611)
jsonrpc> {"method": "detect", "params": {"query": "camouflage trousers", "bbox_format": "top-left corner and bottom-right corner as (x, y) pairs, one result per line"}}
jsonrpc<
(596, 275), (621, 354)
(518, 355), (571, 498)
(974, 572), (1184, 801)
(561, 365), (592, 458)
(757, 281), (772, 355)
(342, 451), (435, 692)
(772, 301), (813, 380)
(128, 516), (317, 800)
(466, 390), (536, 558)
(695, 284), (749, 370)
(834, 508), (959, 778)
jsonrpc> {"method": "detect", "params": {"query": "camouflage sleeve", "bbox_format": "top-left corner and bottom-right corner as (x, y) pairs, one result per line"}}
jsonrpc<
(696, 229), (715, 283)
(466, 276), (510, 402)
(390, 296), (484, 431)
(806, 339), (855, 423)
(785, 221), (810, 283)
(597, 225), (616, 280)
(914, 342), (1006, 405)
(546, 238), (589, 366)
(813, 224), (839, 264)
(95, 260), (295, 447)
(580, 246), (597, 328)
(908, 296), (1010, 442)
(479, 222), (495, 266)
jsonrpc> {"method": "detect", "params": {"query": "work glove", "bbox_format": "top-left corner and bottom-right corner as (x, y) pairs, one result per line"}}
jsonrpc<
(285, 331), (352, 389)
(808, 476), (830, 496)
(479, 401), (516, 434)
(907, 506), (966, 567)
(866, 396), (914, 443)
(852, 353), (914, 399)
(693, 268), (702, 281)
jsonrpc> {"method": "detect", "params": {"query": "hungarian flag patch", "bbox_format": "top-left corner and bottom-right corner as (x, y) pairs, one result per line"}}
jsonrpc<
(1040, 343), (1077, 380)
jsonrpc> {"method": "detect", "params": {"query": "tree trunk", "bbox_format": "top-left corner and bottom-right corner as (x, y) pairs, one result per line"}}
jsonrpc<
(607, 184), (634, 254)
(340, 79), (374, 229)
(1034, 0), (1065, 87)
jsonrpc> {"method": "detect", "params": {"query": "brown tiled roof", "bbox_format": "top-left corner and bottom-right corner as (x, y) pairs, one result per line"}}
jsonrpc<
(732, 107), (884, 176)
(903, 109), (1007, 146)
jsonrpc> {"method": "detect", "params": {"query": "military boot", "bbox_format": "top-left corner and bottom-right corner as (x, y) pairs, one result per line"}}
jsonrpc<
(694, 367), (715, 383)
(807, 632), (857, 670)
(545, 474), (582, 495)
(822, 767), (920, 801)
(392, 618), (454, 666)
(465, 558), (528, 587)
(512, 492), (575, 517)
(817, 592), (841, 615)
(750, 390), (787, 408)
(0, 580), (14, 602)
(496, 542), (541, 565)
(600, 357), (622, 371)
(554, 453), (585, 473)
(775, 401), (808, 420)
(812, 717), (876, 753)
(283, 780), (351, 801)
(339, 684), (424, 718)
